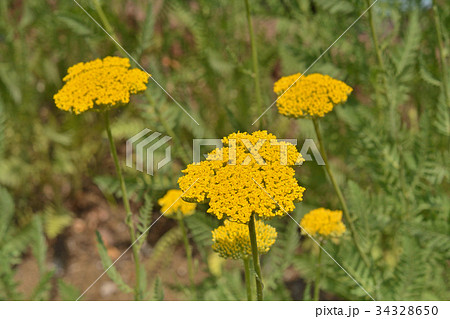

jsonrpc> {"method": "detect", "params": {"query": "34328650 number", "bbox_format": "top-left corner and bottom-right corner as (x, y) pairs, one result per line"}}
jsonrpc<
(375, 306), (438, 316)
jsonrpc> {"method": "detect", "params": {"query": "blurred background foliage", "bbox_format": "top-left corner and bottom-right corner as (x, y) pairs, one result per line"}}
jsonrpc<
(0, 0), (448, 300)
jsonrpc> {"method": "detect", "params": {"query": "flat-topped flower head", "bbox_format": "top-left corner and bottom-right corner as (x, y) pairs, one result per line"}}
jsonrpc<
(158, 189), (197, 218)
(54, 56), (149, 114)
(273, 73), (352, 118)
(300, 207), (346, 238)
(212, 220), (277, 259)
(178, 131), (306, 223)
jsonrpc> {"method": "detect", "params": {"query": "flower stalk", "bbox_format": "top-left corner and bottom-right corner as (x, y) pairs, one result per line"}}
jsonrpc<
(244, 0), (264, 128)
(243, 257), (253, 301)
(177, 211), (195, 295)
(312, 118), (370, 268)
(92, 0), (123, 54)
(365, 0), (384, 71)
(433, 3), (450, 108)
(103, 111), (143, 300)
(314, 243), (323, 301)
(248, 213), (263, 301)
(365, 0), (398, 139)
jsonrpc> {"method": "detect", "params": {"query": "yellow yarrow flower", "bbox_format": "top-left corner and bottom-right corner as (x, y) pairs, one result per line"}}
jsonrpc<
(54, 56), (149, 114)
(158, 189), (197, 218)
(178, 131), (306, 223)
(212, 220), (277, 259)
(300, 208), (346, 238)
(273, 73), (352, 118)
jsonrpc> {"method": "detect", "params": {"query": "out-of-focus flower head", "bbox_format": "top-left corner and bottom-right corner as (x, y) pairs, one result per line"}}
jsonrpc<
(54, 57), (148, 114)
(273, 73), (352, 118)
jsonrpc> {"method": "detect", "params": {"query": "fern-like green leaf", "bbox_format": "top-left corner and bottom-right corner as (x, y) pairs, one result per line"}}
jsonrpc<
(151, 276), (164, 301)
(148, 227), (182, 272)
(58, 279), (81, 301)
(95, 231), (133, 294)
(29, 271), (53, 301)
(136, 193), (153, 249)
(31, 215), (47, 275)
(0, 186), (14, 240)
(43, 206), (73, 239)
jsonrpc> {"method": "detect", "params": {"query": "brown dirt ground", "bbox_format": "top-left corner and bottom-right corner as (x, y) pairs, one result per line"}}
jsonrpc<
(14, 186), (208, 301)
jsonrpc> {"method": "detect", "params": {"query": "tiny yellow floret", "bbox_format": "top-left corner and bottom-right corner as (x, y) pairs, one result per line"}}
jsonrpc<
(158, 189), (197, 218)
(273, 73), (352, 118)
(300, 207), (346, 238)
(178, 131), (306, 224)
(54, 56), (149, 114)
(212, 220), (277, 259)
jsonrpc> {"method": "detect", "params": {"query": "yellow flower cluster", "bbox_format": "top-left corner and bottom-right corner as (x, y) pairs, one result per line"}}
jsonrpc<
(178, 131), (306, 223)
(212, 220), (277, 259)
(54, 56), (149, 114)
(158, 189), (197, 218)
(273, 73), (352, 118)
(300, 208), (346, 238)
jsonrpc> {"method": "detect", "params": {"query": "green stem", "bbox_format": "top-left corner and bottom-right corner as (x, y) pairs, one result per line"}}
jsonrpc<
(312, 118), (370, 268)
(365, 0), (384, 71)
(313, 242), (323, 301)
(93, 0), (190, 165)
(365, 0), (397, 139)
(248, 213), (263, 300)
(93, 1), (145, 301)
(243, 257), (253, 301)
(103, 111), (142, 300)
(177, 211), (195, 296)
(92, 0), (121, 49)
(367, 0), (410, 222)
(244, 0), (264, 128)
(433, 3), (450, 108)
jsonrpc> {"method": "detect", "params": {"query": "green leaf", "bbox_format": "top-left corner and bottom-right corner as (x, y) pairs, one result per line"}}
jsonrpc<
(419, 63), (441, 87)
(95, 231), (133, 295)
(136, 194), (153, 249)
(147, 227), (182, 271)
(395, 10), (421, 76)
(56, 12), (93, 36)
(137, 2), (155, 57)
(58, 279), (81, 301)
(29, 271), (53, 301)
(2, 222), (37, 265)
(185, 213), (218, 250)
(31, 216), (47, 275)
(303, 280), (313, 301)
(434, 94), (450, 136)
(0, 186), (14, 240)
(151, 276), (164, 301)
(0, 261), (22, 300)
(43, 206), (73, 239)
(315, 0), (355, 14)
